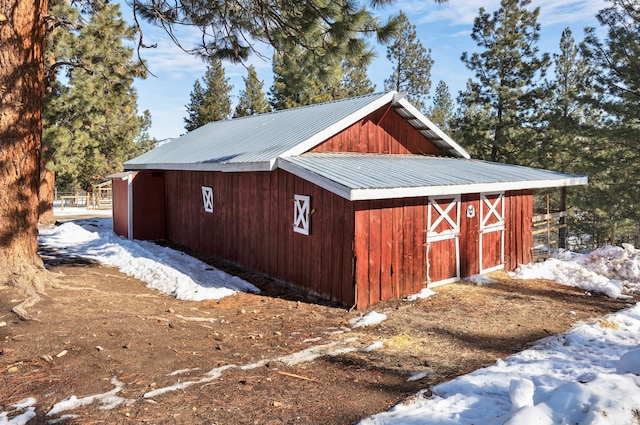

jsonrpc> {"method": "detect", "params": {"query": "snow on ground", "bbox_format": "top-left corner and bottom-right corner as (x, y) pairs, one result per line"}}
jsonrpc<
(362, 246), (640, 425)
(406, 287), (438, 301)
(8, 210), (639, 425)
(50, 206), (112, 218)
(349, 311), (388, 328)
(513, 244), (640, 298)
(361, 303), (640, 425)
(39, 211), (259, 300)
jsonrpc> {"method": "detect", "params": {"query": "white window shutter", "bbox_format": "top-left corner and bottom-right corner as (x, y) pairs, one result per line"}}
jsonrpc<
(293, 194), (310, 235)
(202, 186), (214, 213)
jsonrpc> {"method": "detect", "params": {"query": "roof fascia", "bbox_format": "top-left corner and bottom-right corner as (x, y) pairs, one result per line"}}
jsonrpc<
(276, 159), (352, 200)
(123, 161), (273, 173)
(277, 91), (398, 158)
(106, 171), (137, 180)
(395, 97), (471, 159)
(349, 176), (588, 201)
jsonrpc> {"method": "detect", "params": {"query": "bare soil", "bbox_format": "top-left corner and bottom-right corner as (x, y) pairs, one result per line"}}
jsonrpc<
(0, 231), (634, 424)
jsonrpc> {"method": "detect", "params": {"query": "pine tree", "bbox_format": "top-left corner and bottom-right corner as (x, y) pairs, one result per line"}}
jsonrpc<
(535, 28), (600, 249)
(0, 0), (48, 317)
(340, 58), (376, 98)
(269, 46), (341, 110)
(134, 0), (397, 74)
(458, 0), (550, 164)
(44, 2), (154, 194)
(184, 79), (206, 130)
(451, 79), (494, 155)
(579, 0), (640, 245)
(384, 10), (433, 112)
(269, 47), (375, 110)
(427, 80), (454, 131)
(184, 58), (232, 131)
(537, 28), (592, 171)
(234, 65), (271, 117)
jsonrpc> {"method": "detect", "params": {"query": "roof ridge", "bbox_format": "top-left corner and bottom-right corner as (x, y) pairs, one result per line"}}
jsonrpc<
(226, 91), (389, 122)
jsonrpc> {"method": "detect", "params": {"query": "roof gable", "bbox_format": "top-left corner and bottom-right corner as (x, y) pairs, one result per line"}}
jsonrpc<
(124, 91), (469, 172)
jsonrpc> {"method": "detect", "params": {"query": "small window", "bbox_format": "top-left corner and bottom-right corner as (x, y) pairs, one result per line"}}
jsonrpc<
(202, 186), (214, 213)
(293, 194), (310, 235)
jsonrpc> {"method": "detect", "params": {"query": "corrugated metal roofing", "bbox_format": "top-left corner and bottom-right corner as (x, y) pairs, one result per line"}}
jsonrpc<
(126, 92), (385, 170)
(124, 91), (469, 171)
(279, 153), (587, 200)
(392, 98), (469, 158)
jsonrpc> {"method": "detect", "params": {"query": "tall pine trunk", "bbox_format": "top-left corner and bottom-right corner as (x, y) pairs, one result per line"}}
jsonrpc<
(0, 0), (49, 318)
(39, 152), (55, 225)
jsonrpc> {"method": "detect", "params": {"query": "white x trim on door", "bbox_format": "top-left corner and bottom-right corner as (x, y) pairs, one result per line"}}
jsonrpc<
(427, 195), (461, 242)
(481, 192), (504, 230)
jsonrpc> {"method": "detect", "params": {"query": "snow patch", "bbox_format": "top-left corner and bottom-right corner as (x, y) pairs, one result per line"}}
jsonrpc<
(39, 218), (259, 301)
(406, 288), (438, 301)
(465, 274), (496, 286)
(349, 312), (387, 328)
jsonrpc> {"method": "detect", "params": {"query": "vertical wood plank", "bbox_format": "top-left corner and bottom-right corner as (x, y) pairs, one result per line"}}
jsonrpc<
(524, 191), (533, 266)
(320, 188), (333, 299)
(368, 201), (382, 306)
(380, 206), (393, 302)
(391, 199), (404, 298)
(354, 203), (370, 308)
(277, 170), (288, 279)
(401, 200), (415, 297)
(413, 200), (426, 292)
(504, 192), (515, 269)
(342, 200), (356, 306)
(268, 171), (276, 274)
(331, 195), (345, 303)
(308, 181), (321, 295)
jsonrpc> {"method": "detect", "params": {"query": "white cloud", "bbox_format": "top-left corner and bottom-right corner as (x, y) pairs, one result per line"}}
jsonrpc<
(399, 0), (607, 28)
(535, 0), (607, 26)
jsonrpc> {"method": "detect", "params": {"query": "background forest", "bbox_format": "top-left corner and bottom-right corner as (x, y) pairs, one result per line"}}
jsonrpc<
(45, 0), (639, 251)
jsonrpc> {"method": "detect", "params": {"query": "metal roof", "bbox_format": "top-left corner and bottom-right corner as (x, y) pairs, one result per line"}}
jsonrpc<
(279, 153), (588, 200)
(392, 97), (469, 158)
(124, 91), (469, 171)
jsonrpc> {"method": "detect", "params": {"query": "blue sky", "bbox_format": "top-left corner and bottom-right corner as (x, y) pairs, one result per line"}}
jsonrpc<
(126, 0), (609, 140)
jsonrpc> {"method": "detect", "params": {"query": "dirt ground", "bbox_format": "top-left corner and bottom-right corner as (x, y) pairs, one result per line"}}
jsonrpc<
(0, 230), (635, 424)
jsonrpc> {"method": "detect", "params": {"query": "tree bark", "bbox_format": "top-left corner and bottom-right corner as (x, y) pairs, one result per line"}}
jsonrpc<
(39, 154), (55, 225)
(0, 0), (50, 319)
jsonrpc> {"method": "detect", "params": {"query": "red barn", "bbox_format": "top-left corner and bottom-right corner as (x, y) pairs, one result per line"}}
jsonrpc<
(112, 92), (586, 308)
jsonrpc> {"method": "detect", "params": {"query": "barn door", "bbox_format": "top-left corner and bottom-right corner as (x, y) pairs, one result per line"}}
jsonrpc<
(426, 196), (460, 285)
(479, 192), (505, 273)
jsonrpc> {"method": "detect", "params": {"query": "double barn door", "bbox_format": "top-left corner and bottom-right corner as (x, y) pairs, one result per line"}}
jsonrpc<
(426, 192), (505, 285)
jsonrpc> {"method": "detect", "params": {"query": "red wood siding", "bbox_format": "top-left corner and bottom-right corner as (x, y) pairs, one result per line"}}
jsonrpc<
(354, 198), (427, 308)
(111, 178), (130, 238)
(312, 108), (442, 155)
(504, 190), (534, 270)
(354, 191), (534, 308)
(162, 169), (356, 306)
(427, 239), (457, 282)
(131, 171), (166, 240)
(459, 194), (480, 277)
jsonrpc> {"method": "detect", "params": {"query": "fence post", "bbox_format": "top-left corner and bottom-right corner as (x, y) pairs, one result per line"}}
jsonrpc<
(558, 187), (567, 249)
